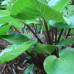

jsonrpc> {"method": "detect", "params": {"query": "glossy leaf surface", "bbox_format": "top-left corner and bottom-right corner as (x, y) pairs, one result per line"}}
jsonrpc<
(11, 0), (65, 23)
(0, 41), (33, 64)
(44, 47), (74, 74)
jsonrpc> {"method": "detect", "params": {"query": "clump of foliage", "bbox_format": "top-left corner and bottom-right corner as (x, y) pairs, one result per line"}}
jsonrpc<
(0, 0), (74, 74)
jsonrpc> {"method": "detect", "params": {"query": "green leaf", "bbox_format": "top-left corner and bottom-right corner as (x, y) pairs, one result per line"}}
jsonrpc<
(32, 43), (60, 54)
(23, 64), (34, 74)
(62, 8), (68, 16)
(41, 24), (46, 31)
(68, 13), (74, 26)
(44, 47), (74, 74)
(21, 19), (40, 24)
(53, 0), (71, 12)
(0, 10), (10, 17)
(57, 38), (74, 47)
(0, 16), (14, 23)
(11, 0), (65, 23)
(23, 34), (32, 39)
(0, 24), (11, 35)
(69, 29), (74, 35)
(38, 0), (47, 4)
(1, 17), (38, 27)
(49, 11), (74, 29)
(0, 10), (22, 29)
(0, 16), (23, 29)
(0, 6), (8, 9)
(0, 41), (33, 64)
(0, 32), (30, 44)
(49, 20), (74, 29)
(0, 23), (4, 27)
(67, 5), (74, 14)
(10, 20), (23, 29)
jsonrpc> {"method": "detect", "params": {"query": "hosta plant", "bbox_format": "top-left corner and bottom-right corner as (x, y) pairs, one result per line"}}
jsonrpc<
(0, 0), (74, 73)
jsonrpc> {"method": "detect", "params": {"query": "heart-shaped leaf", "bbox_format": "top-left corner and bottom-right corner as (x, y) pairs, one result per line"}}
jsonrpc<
(44, 47), (74, 74)
(11, 0), (65, 23)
